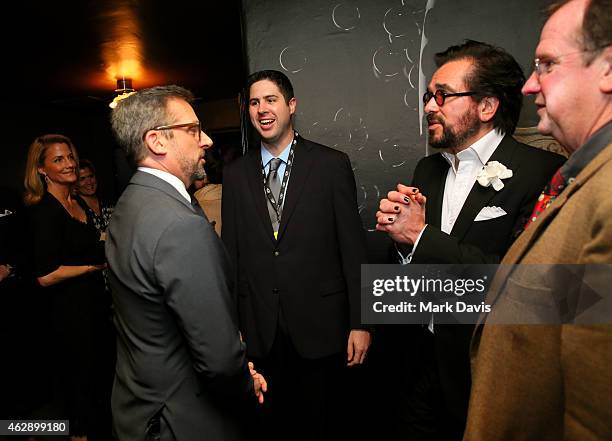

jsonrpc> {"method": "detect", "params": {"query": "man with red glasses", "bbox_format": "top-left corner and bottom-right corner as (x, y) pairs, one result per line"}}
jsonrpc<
(465, 0), (612, 439)
(376, 41), (564, 440)
(106, 85), (266, 441)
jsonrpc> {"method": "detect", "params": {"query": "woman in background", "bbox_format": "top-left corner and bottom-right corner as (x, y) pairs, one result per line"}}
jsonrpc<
(74, 159), (114, 235)
(24, 134), (111, 441)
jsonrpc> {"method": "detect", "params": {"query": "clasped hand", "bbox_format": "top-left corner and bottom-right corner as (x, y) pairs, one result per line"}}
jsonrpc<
(375, 184), (427, 245)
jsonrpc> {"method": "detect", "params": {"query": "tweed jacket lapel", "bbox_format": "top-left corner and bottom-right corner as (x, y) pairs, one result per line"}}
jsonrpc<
(504, 142), (612, 266)
(475, 142), (612, 327)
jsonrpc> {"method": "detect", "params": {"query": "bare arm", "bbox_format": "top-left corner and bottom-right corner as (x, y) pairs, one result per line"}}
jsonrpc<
(0, 264), (11, 282)
(37, 264), (105, 287)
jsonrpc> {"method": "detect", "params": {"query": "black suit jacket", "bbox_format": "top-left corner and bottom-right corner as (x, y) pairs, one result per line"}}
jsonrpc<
(407, 135), (566, 432)
(222, 136), (368, 360)
(411, 135), (566, 264)
(106, 171), (253, 441)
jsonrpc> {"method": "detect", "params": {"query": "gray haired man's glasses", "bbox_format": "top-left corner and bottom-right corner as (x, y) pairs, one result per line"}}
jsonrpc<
(533, 50), (593, 77)
(143, 121), (202, 141)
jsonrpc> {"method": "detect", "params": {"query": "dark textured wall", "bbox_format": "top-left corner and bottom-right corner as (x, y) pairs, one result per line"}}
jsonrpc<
(242, 0), (549, 231)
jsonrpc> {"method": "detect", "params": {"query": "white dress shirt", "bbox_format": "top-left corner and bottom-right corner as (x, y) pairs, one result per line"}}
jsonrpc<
(439, 129), (504, 234)
(138, 167), (191, 203)
(399, 129), (504, 264)
(398, 129), (504, 333)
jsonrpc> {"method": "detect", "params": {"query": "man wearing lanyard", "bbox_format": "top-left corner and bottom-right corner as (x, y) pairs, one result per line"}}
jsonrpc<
(222, 70), (370, 440)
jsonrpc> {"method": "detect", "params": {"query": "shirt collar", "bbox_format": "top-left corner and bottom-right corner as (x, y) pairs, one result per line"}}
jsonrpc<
(441, 129), (505, 169)
(261, 138), (293, 166)
(137, 166), (191, 203)
(560, 120), (612, 181)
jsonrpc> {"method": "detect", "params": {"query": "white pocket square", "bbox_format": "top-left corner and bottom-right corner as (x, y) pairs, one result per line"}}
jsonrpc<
(0, 209), (13, 218)
(474, 206), (507, 221)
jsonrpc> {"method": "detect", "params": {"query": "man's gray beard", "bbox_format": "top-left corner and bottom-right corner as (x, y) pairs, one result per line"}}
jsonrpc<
(190, 162), (206, 181)
(428, 112), (481, 150)
(179, 157), (206, 182)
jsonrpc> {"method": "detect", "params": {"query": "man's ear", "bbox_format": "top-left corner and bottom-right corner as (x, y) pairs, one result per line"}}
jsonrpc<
(144, 130), (169, 157)
(598, 46), (612, 94)
(288, 97), (297, 116)
(479, 96), (499, 124)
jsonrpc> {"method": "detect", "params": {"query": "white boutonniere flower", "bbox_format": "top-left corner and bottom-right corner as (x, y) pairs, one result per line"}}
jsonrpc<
(476, 161), (513, 191)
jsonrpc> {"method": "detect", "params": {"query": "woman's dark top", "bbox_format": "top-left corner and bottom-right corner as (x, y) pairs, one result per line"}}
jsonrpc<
(30, 192), (106, 278)
(28, 192), (111, 435)
(78, 196), (114, 233)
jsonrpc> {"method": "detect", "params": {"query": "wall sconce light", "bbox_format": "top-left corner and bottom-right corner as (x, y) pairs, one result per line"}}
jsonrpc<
(109, 77), (136, 109)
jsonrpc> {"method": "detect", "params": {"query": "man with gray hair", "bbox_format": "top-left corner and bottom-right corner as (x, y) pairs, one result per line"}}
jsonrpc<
(106, 85), (265, 441)
(465, 0), (612, 439)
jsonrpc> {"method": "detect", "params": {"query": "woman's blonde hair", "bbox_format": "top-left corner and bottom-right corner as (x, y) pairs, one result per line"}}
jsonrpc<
(23, 134), (79, 206)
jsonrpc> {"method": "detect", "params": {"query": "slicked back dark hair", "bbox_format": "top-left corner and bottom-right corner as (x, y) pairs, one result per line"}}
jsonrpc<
(246, 70), (295, 104)
(547, 0), (611, 65)
(434, 40), (525, 135)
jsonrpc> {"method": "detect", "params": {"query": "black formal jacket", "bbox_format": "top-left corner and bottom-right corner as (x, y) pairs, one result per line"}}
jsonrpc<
(222, 136), (368, 360)
(407, 135), (566, 432)
(411, 135), (566, 264)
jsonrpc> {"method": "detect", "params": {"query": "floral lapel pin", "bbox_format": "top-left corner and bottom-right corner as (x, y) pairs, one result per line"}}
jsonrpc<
(476, 161), (513, 191)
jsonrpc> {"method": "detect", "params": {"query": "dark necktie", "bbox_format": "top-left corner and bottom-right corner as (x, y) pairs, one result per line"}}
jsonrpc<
(524, 167), (566, 230)
(190, 194), (209, 221)
(267, 158), (283, 231)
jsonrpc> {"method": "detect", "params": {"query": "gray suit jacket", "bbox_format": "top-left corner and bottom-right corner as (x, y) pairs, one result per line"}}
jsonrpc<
(106, 171), (252, 441)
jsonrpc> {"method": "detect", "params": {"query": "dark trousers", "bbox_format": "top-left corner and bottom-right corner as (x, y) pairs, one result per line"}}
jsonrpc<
(395, 327), (470, 441)
(249, 318), (346, 441)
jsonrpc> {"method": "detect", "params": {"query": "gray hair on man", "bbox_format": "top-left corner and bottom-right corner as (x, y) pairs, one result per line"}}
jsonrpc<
(110, 85), (194, 165)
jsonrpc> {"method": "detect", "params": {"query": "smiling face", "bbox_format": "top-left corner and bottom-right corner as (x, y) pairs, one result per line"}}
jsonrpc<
(77, 167), (97, 196)
(521, 0), (610, 153)
(38, 142), (78, 186)
(248, 79), (296, 150)
(424, 59), (484, 153)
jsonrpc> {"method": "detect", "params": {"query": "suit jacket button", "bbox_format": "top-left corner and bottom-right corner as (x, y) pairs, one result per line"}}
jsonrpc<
(273, 251), (280, 256)
(272, 288), (279, 294)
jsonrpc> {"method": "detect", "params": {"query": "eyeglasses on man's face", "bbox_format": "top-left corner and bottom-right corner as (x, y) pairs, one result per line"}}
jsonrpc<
(532, 50), (588, 77)
(423, 89), (475, 106)
(143, 121), (202, 142)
